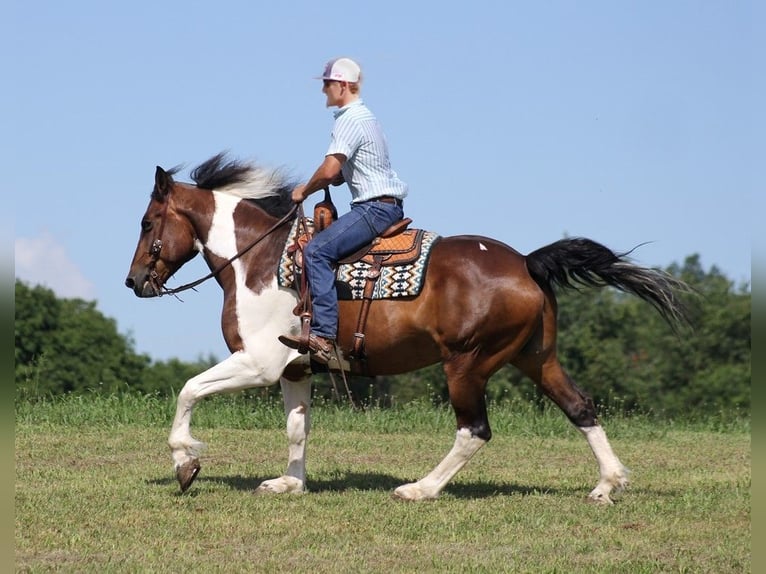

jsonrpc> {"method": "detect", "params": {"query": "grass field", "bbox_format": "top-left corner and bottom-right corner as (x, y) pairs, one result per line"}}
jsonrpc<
(16, 394), (750, 573)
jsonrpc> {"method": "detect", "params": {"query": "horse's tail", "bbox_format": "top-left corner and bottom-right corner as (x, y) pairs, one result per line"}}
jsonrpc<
(525, 237), (691, 328)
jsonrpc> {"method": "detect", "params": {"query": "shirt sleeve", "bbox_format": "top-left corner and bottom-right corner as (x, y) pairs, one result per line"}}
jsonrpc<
(326, 115), (359, 159)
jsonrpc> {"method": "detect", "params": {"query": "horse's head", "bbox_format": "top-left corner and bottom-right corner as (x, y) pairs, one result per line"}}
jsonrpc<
(125, 166), (201, 297)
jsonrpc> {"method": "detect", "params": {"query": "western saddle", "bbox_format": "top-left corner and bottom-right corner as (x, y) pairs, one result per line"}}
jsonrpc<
(289, 190), (423, 362)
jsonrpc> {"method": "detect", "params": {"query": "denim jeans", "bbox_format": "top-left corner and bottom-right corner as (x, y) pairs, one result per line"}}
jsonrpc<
(304, 200), (404, 339)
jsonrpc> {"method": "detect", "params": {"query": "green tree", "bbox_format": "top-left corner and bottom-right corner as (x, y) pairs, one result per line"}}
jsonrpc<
(15, 250), (750, 419)
(16, 280), (228, 397)
(659, 256), (750, 413)
(140, 356), (220, 395)
(15, 280), (149, 395)
(550, 255), (749, 416)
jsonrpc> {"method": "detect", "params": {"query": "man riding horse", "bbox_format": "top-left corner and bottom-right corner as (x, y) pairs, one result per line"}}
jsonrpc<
(278, 57), (408, 364)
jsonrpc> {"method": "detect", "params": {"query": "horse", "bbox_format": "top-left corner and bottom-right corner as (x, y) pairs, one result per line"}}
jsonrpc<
(125, 152), (689, 504)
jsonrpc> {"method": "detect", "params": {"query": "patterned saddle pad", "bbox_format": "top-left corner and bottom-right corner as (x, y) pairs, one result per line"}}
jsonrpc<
(277, 218), (440, 300)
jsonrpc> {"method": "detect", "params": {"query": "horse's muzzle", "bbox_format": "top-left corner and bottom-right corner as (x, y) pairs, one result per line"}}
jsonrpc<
(124, 274), (159, 298)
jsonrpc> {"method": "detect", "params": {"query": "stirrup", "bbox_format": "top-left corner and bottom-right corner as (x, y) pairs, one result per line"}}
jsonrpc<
(279, 333), (335, 365)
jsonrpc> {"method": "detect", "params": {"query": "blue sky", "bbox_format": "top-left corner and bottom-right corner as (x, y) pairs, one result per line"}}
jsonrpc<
(9, 1), (761, 362)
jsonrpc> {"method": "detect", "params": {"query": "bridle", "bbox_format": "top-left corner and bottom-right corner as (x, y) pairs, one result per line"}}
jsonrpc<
(146, 191), (171, 294)
(146, 187), (298, 297)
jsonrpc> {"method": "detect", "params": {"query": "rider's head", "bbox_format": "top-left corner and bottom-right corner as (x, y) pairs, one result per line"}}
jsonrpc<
(318, 57), (362, 107)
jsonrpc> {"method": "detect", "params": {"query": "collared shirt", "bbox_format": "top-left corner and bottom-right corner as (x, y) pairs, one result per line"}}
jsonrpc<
(326, 100), (409, 203)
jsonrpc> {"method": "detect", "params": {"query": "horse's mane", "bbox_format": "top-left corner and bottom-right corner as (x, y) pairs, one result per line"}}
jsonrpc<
(189, 152), (297, 218)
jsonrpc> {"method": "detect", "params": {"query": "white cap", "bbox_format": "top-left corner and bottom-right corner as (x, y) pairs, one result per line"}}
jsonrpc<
(317, 57), (361, 83)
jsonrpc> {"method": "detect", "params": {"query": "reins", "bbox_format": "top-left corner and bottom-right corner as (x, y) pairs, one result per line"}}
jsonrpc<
(149, 201), (298, 297)
(147, 191), (359, 407)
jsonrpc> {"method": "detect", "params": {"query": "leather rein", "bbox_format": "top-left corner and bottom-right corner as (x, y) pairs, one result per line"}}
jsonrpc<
(147, 194), (299, 297)
(146, 189), (358, 406)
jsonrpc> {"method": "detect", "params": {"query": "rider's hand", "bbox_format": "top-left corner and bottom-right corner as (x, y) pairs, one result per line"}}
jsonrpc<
(291, 185), (308, 203)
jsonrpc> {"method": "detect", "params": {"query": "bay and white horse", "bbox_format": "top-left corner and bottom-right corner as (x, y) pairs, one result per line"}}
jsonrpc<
(125, 153), (688, 503)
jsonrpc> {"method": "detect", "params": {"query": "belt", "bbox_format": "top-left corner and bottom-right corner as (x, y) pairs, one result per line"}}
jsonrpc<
(369, 195), (403, 207)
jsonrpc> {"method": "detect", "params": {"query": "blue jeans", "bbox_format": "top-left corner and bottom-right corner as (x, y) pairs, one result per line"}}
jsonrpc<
(304, 200), (404, 339)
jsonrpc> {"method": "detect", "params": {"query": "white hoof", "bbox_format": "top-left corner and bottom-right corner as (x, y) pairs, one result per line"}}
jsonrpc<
(586, 489), (615, 505)
(587, 466), (630, 504)
(393, 482), (438, 502)
(255, 476), (305, 495)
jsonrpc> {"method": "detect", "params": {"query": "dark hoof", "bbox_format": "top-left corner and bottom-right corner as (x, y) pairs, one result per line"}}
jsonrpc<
(177, 459), (201, 493)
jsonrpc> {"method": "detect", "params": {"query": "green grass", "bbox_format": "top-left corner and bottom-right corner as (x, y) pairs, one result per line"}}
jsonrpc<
(16, 394), (750, 573)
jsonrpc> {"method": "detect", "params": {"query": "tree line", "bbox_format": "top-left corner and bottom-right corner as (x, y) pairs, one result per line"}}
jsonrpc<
(15, 254), (750, 417)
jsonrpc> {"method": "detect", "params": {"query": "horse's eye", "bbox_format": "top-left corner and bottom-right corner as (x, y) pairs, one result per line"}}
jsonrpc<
(141, 219), (152, 232)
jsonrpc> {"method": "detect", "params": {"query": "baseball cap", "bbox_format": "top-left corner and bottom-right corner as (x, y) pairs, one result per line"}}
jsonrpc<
(317, 57), (361, 83)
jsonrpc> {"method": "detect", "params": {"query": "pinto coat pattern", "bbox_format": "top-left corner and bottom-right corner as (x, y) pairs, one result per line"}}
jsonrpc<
(125, 153), (689, 503)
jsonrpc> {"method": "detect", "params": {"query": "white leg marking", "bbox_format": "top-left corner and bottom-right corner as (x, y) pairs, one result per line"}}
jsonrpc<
(168, 351), (285, 470)
(579, 425), (630, 504)
(256, 378), (312, 495)
(168, 191), (310, 485)
(394, 428), (486, 501)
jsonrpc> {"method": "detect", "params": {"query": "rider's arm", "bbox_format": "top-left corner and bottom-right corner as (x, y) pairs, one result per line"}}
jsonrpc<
(292, 154), (345, 202)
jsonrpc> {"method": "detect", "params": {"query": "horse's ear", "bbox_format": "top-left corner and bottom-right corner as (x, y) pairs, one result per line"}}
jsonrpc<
(154, 166), (171, 198)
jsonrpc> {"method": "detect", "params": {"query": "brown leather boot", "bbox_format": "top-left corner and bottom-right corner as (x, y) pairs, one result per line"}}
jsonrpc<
(278, 333), (335, 364)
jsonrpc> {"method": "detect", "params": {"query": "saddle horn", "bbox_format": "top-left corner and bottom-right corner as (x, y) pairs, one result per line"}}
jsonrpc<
(313, 187), (337, 233)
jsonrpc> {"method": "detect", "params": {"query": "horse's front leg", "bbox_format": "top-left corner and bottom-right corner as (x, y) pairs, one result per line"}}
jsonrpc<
(394, 359), (490, 501)
(255, 377), (312, 495)
(394, 427), (487, 501)
(168, 351), (282, 492)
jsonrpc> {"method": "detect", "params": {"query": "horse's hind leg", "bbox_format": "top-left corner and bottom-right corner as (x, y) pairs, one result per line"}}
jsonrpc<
(579, 421), (629, 504)
(520, 356), (629, 504)
(255, 377), (312, 495)
(394, 356), (491, 501)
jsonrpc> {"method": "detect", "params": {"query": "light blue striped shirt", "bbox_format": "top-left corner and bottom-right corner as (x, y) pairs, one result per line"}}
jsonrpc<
(326, 100), (408, 203)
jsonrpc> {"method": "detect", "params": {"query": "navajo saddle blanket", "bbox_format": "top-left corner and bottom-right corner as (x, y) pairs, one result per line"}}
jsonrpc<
(277, 218), (440, 300)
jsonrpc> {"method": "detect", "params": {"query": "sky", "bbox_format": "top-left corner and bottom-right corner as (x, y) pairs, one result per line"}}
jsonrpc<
(8, 1), (761, 362)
